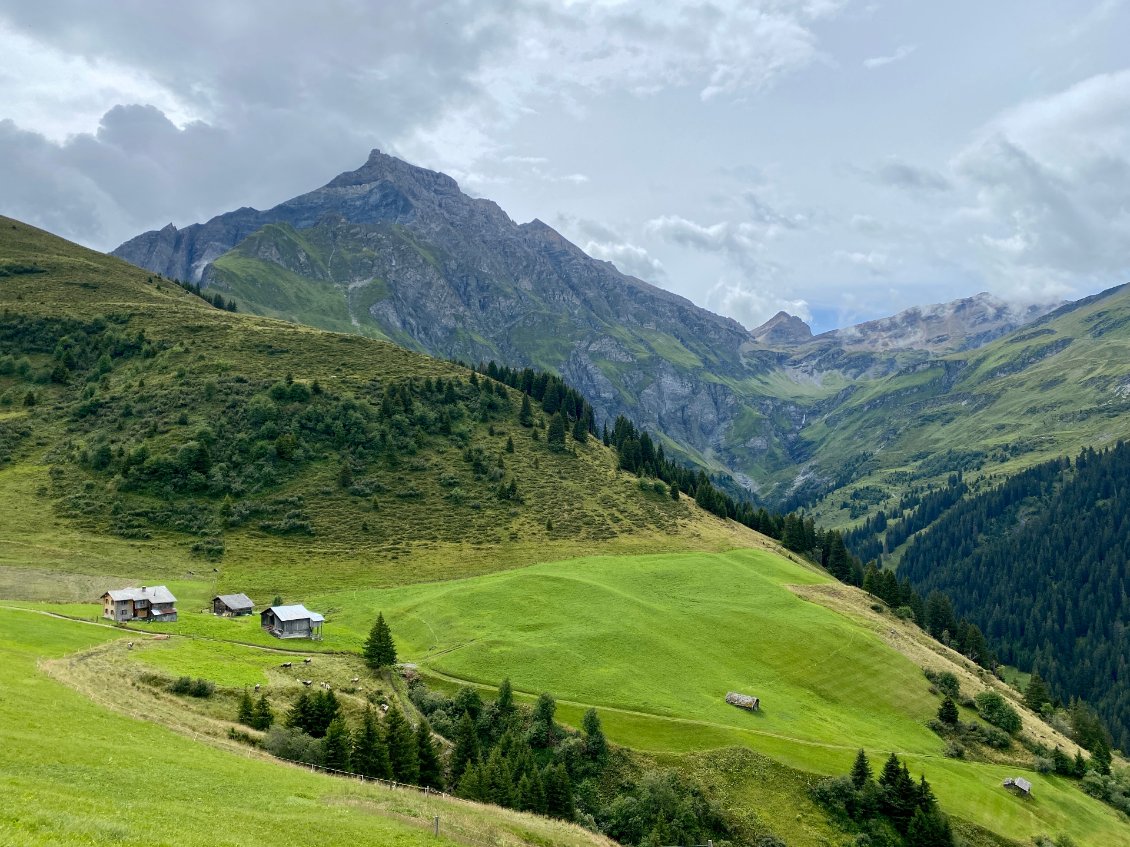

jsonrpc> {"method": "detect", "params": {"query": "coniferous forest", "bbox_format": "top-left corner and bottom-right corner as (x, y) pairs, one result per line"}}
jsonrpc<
(898, 443), (1130, 751)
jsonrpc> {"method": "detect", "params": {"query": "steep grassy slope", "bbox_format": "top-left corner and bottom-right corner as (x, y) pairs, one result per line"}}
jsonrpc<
(0, 608), (612, 847)
(0, 216), (754, 602)
(22, 550), (1129, 846)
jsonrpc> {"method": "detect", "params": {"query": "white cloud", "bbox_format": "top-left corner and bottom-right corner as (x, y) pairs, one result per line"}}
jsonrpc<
(834, 249), (890, 275)
(705, 279), (811, 330)
(584, 240), (665, 280)
(862, 44), (915, 69)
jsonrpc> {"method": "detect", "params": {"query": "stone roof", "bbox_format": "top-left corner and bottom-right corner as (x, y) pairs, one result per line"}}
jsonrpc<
(214, 593), (254, 610)
(263, 604), (324, 623)
(104, 585), (176, 604)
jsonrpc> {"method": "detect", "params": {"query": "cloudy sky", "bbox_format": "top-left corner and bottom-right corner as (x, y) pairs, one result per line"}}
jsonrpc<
(2, 1), (1128, 332)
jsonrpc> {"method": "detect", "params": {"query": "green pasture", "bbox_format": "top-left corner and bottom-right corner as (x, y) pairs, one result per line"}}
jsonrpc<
(0, 607), (610, 847)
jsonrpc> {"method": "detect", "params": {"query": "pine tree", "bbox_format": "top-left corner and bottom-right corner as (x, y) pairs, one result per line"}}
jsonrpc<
(458, 761), (487, 801)
(528, 692), (557, 748)
(415, 718), (444, 789)
(451, 710), (481, 784)
(364, 612), (397, 669)
(322, 716), (352, 772)
(310, 689), (340, 738)
(571, 415), (588, 443)
(496, 677), (515, 717)
(582, 707), (608, 765)
(547, 412), (567, 451)
(384, 705), (419, 784)
(937, 696), (959, 726)
(518, 394), (533, 427)
(850, 748), (872, 789)
(252, 693), (274, 730)
(237, 688), (255, 726)
(827, 533), (851, 580)
(1024, 672), (1051, 712)
(1091, 738), (1112, 775)
(1073, 750), (1087, 778)
(286, 691), (314, 734)
(353, 707), (392, 779)
(543, 763), (574, 819)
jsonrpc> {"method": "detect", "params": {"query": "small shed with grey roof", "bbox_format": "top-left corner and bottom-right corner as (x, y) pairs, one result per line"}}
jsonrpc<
(213, 593), (255, 616)
(260, 604), (324, 639)
(1002, 776), (1032, 797)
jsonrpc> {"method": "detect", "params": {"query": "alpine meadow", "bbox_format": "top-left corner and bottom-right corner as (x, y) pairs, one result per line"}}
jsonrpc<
(2, 5), (1130, 846)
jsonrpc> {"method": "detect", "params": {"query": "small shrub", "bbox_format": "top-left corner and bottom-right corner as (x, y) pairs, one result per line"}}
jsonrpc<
(943, 740), (965, 759)
(975, 690), (1021, 734)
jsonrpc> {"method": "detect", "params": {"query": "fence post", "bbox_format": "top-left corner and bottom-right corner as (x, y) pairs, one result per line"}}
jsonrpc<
(433, 815), (440, 837)
(708, 841), (714, 847)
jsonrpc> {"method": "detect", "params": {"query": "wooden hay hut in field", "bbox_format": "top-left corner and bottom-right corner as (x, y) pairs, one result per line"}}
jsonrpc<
(1002, 776), (1032, 797)
(212, 593), (254, 616)
(725, 691), (760, 711)
(260, 604), (324, 640)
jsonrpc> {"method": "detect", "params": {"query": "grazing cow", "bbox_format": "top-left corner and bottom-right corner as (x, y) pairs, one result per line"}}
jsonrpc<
(254, 683), (261, 691)
(127, 642), (134, 650)
(380, 703), (389, 712)
(302, 679), (312, 686)
(351, 677), (360, 683)
(302, 657), (312, 664)
(281, 661), (293, 668)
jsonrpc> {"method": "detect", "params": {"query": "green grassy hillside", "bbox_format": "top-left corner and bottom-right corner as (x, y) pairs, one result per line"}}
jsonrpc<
(0, 216), (756, 603)
(0, 607), (612, 847)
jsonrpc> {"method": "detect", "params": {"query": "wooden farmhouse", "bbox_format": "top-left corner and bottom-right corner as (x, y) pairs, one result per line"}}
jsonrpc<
(260, 604), (324, 640)
(213, 593), (255, 616)
(102, 586), (178, 623)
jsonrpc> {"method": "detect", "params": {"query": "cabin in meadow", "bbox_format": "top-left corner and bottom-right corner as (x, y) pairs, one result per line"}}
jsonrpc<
(102, 586), (178, 623)
(212, 593), (255, 616)
(725, 691), (760, 711)
(260, 604), (324, 639)
(1002, 777), (1032, 797)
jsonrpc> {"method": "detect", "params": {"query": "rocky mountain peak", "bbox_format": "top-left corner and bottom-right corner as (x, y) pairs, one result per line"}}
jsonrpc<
(751, 311), (814, 346)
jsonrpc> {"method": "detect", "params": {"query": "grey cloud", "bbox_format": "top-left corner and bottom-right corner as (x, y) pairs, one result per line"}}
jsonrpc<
(557, 215), (664, 281)
(862, 158), (952, 193)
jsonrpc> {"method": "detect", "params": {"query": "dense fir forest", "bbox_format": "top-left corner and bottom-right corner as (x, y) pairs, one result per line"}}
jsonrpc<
(898, 444), (1130, 752)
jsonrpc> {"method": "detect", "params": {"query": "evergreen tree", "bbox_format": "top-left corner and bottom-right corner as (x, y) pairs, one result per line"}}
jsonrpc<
(450, 710), (481, 786)
(353, 707), (392, 779)
(528, 692), (558, 748)
(827, 533), (851, 580)
(1024, 672), (1051, 712)
(496, 677), (515, 717)
(1091, 738), (1112, 776)
(237, 688), (254, 726)
(582, 707), (609, 766)
(547, 412), (567, 451)
(416, 717), (444, 789)
(518, 394), (533, 427)
(364, 612), (398, 669)
(458, 761), (487, 801)
(850, 748), (872, 789)
(322, 716), (352, 772)
(310, 689), (340, 738)
(251, 693), (274, 730)
(937, 696), (959, 726)
(878, 754), (918, 830)
(571, 415), (588, 443)
(782, 514), (807, 552)
(286, 691), (315, 734)
(384, 705), (419, 784)
(906, 806), (954, 847)
(543, 763), (574, 819)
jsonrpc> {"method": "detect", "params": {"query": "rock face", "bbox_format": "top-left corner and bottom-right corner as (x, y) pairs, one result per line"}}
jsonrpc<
(110, 150), (1061, 504)
(817, 293), (1059, 354)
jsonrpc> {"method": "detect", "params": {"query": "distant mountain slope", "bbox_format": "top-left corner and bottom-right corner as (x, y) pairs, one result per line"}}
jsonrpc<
(898, 443), (1130, 752)
(114, 150), (1078, 508)
(0, 216), (756, 596)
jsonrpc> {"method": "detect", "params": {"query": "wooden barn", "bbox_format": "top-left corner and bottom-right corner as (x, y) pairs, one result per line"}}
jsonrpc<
(213, 593), (254, 616)
(260, 604), (324, 639)
(1002, 777), (1032, 797)
(102, 586), (178, 623)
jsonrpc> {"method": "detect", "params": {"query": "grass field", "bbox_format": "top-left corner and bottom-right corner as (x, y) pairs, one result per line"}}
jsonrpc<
(15, 548), (1127, 845)
(0, 607), (614, 847)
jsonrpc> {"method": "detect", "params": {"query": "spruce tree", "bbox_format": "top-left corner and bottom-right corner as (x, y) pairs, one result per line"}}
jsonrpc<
(364, 612), (397, 669)
(827, 533), (851, 580)
(353, 707), (393, 779)
(547, 412), (567, 450)
(571, 415), (588, 443)
(582, 707), (608, 765)
(850, 748), (872, 789)
(416, 718), (444, 789)
(252, 693), (274, 730)
(451, 710), (481, 784)
(937, 696), (959, 726)
(496, 677), (515, 717)
(384, 705), (419, 784)
(528, 692), (558, 748)
(1073, 750), (1087, 778)
(543, 763), (574, 819)
(286, 691), (314, 734)
(322, 716), (352, 772)
(1024, 672), (1051, 712)
(518, 394), (533, 427)
(237, 688), (255, 726)
(1092, 738), (1112, 775)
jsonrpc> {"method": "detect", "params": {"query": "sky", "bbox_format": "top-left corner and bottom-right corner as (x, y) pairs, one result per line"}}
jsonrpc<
(1, 1), (1129, 333)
